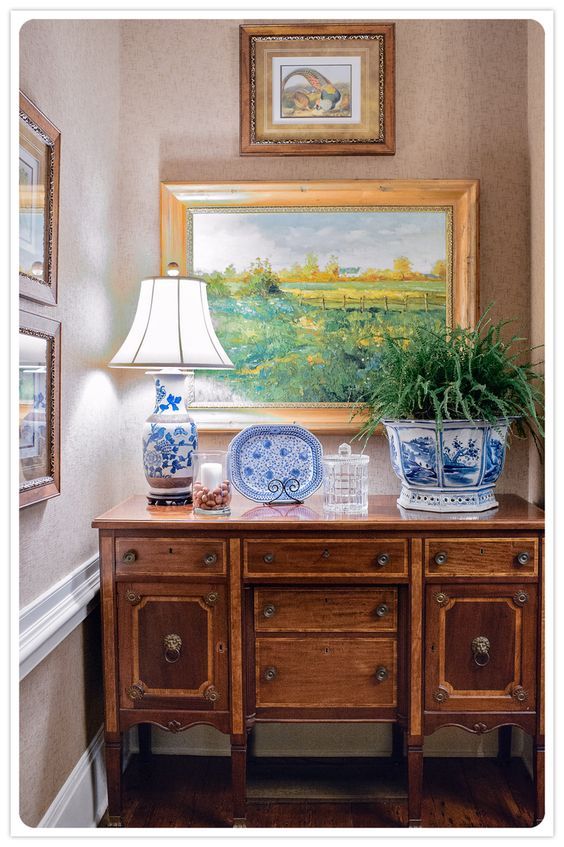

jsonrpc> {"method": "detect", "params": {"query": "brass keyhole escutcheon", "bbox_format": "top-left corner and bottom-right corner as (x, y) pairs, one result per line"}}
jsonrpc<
(264, 666), (277, 682)
(376, 603), (389, 618)
(122, 549), (137, 563)
(263, 604), (276, 618)
(375, 666), (389, 682)
(376, 552), (390, 567)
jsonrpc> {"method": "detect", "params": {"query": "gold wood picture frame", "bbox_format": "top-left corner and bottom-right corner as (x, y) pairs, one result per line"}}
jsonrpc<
(19, 92), (61, 305)
(161, 179), (479, 433)
(240, 23), (395, 156)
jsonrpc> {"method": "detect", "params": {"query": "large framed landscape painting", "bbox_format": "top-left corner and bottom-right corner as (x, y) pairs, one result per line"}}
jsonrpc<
(161, 180), (479, 432)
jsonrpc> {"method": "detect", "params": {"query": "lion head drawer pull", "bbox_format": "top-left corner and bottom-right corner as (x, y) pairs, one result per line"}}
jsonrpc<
(375, 666), (389, 682)
(376, 553), (390, 567)
(263, 552), (275, 564)
(263, 603), (276, 619)
(122, 549), (137, 563)
(471, 635), (491, 666)
(163, 633), (182, 663)
(203, 552), (218, 567)
(376, 603), (389, 618)
(516, 551), (531, 566)
(434, 551), (448, 566)
(264, 666), (278, 682)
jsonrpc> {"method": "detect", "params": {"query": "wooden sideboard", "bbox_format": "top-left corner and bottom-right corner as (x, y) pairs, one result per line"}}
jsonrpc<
(93, 494), (544, 828)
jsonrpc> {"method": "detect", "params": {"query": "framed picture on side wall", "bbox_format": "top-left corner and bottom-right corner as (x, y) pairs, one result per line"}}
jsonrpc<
(240, 23), (395, 156)
(19, 92), (60, 305)
(19, 310), (61, 507)
(160, 179), (479, 432)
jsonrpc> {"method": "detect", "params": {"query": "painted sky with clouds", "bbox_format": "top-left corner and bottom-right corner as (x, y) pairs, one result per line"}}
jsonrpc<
(192, 210), (447, 275)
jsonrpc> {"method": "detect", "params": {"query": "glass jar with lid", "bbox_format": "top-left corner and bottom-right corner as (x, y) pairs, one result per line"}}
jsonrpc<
(322, 442), (369, 514)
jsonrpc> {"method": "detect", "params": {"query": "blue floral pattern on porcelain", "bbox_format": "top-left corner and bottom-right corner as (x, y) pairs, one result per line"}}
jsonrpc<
(142, 374), (198, 496)
(228, 424), (323, 503)
(383, 419), (511, 513)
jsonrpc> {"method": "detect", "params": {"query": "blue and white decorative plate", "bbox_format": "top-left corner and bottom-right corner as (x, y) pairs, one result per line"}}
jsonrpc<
(227, 424), (323, 504)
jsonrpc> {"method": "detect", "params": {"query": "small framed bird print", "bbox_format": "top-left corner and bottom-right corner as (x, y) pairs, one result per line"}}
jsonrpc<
(240, 23), (395, 156)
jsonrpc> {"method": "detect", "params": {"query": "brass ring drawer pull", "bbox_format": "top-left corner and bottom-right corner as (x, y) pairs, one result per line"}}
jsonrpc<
(376, 603), (389, 618)
(472, 635), (491, 666)
(434, 551), (448, 566)
(164, 633), (182, 663)
(122, 549), (137, 563)
(203, 552), (218, 567)
(264, 666), (278, 682)
(263, 604), (276, 619)
(516, 551), (531, 566)
(375, 666), (389, 682)
(263, 552), (274, 564)
(376, 553), (390, 567)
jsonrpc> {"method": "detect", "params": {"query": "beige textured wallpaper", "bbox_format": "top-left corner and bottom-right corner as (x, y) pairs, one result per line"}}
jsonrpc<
(114, 18), (539, 499)
(19, 19), (121, 826)
(526, 20), (545, 506)
(18, 17), (545, 826)
(19, 20), (123, 607)
(20, 611), (103, 827)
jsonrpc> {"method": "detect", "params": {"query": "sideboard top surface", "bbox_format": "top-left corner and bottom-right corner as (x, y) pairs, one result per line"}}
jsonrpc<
(92, 494), (544, 531)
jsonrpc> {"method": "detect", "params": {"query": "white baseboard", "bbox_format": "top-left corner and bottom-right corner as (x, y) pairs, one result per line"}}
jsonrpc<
(39, 726), (107, 828)
(20, 554), (100, 679)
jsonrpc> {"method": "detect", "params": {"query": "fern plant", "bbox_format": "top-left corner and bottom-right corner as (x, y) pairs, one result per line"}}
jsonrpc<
(357, 311), (544, 453)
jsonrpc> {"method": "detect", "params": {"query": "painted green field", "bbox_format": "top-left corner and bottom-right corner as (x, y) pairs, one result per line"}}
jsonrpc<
(206, 281), (445, 404)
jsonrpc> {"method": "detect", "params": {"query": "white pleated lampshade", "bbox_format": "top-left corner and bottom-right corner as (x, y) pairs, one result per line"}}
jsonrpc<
(109, 276), (234, 370)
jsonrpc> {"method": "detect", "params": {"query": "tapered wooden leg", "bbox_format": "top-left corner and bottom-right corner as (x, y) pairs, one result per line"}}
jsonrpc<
(533, 739), (545, 825)
(407, 746), (423, 827)
(392, 724), (405, 761)
(105, 732), (123, 827)
(231, 735), (247, 827)
(497, 725), (512, 763)
(138, 724), (152, 762)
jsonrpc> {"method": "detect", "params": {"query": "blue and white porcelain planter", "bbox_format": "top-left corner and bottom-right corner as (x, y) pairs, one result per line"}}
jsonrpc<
(142, 373), (198, 502)
(383, 419), (512, 512)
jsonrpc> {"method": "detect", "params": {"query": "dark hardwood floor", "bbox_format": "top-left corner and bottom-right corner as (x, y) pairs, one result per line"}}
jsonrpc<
(102, 754), (536, 828)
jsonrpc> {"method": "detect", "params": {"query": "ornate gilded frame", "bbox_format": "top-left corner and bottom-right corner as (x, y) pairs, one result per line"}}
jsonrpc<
(19, 93), (60, 305)
(240, 23), (395, 156)
(19, 310), (61, 507)
(161, 179), (479, 432)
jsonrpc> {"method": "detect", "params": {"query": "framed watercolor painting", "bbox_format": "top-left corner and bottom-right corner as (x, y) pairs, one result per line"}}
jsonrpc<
(160, 180), (479, 432)
(240, 23), (395, 156)
(19, 310), (61, 507)
(19, 93), (60, 305)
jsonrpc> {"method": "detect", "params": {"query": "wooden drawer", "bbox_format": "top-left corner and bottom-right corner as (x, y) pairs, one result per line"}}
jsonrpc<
(425, 538), (538, 577)
(256, 637), (396, 708)
(244, 538), (407, 578)
(425, 583), (537, 712)
(254, 588), (397, 633)
(115, 536), (226, 576)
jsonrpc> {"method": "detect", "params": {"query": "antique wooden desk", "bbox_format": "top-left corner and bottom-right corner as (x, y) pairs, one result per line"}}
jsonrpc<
(93, 494), (544, 827)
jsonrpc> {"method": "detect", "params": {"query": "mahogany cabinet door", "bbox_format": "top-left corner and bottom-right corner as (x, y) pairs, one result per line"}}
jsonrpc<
(117, 582), (229, 711)
(425, 584), (537, 712)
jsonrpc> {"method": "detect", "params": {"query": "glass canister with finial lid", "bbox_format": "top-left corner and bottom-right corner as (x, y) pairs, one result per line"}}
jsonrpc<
(322, 442), (369, 514)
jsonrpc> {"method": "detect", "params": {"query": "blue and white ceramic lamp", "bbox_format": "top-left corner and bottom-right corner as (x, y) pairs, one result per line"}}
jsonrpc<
(109, 265), (234, 505)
